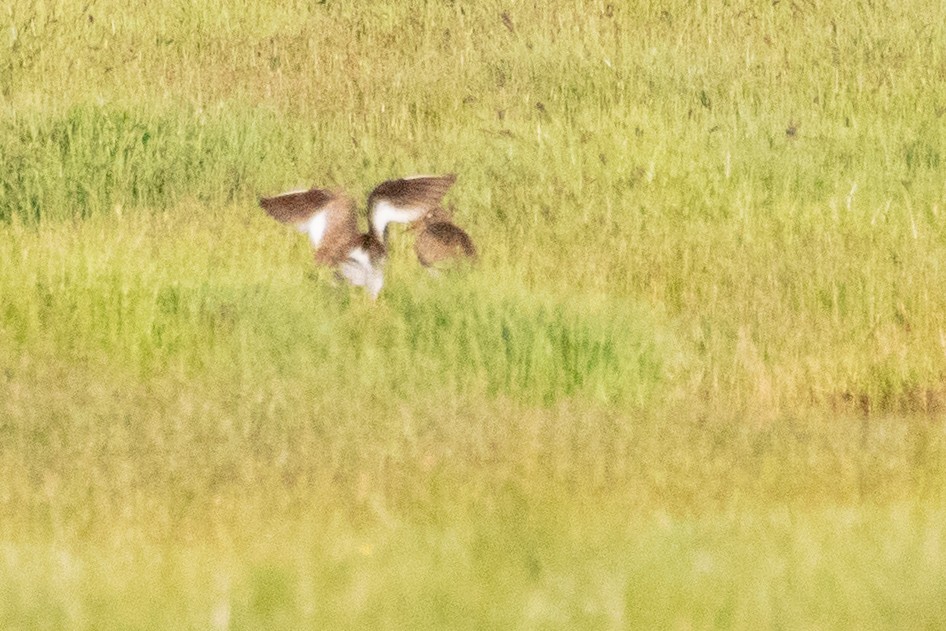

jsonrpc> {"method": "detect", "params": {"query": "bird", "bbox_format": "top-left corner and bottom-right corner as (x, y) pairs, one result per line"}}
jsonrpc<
(411, 204), (477, 270)
(258, 174), (457, 298)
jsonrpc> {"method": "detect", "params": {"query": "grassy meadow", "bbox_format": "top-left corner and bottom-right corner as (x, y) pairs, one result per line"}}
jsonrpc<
(2, 0), (946, 627)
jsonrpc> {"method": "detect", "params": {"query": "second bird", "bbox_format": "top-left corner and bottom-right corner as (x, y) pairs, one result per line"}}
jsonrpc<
(412, 205), (477, 270)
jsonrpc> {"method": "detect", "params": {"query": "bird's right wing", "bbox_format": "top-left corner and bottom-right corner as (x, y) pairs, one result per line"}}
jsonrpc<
(367, 174), (457, 240)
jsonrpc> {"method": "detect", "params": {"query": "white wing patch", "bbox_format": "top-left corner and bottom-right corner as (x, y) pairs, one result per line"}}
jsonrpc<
(297, 211), (328, 249)
(371, 200), (424, 240)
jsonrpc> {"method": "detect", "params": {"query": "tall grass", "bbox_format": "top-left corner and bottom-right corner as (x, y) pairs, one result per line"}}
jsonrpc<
(2, 0), (946, 628)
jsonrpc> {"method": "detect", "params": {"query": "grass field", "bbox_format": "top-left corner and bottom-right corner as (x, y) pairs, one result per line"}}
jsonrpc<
(2, 0), (946, 628)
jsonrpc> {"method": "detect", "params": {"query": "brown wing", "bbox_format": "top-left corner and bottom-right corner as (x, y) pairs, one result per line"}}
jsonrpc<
(368, 174), (456, 211)
(259, 187), (336, 225)
(368, 174), (456, 208)
(367, 174), (458, 239)
(314, 197), (363, 267)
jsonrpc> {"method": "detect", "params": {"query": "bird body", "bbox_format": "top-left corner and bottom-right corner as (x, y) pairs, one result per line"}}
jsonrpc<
(336, 233), (386, 298)
(412, 205), (477, 269)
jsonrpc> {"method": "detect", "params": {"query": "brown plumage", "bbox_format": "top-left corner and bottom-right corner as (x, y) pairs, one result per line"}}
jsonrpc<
(366, 174), (457, 217)
(259, 190), (365, 265)
(258, 174), (458, 297)
(258, 188), (335, 224)
(413, 205), (477, 269)
(259, 188), (385, 298)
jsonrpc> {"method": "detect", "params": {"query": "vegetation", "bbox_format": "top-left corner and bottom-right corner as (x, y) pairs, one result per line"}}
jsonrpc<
(2, 0), (945, 627)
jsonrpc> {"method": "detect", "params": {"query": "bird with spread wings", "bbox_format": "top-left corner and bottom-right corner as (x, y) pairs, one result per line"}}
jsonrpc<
(259, 174), (457, 299)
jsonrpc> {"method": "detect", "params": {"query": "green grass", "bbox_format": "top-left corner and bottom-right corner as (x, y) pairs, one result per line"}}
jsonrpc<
(2, 0), (946, 628)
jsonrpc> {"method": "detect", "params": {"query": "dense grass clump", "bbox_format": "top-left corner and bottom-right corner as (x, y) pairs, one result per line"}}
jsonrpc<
(0, 210), (671, 406)
(0, 105), (304, 222)
(3, 0), (946, 628)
